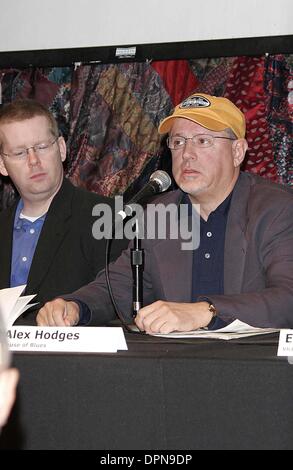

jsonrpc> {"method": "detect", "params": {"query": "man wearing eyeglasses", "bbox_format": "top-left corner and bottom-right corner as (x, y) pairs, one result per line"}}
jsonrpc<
(37, 93), (293, 333)
(0, 99), (124, 325)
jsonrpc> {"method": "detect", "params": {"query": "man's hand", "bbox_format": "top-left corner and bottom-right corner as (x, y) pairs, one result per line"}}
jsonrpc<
(135, 300), (213, 334)
(36, 299), (80, 326)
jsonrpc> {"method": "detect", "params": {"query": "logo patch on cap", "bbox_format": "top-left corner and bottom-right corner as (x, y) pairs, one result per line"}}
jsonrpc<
(180, 95), (211, 109)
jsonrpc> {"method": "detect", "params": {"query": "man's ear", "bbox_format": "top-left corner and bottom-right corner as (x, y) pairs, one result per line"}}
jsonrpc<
(0, 157), (9, 177)
(57, 136), (67, 163)
(232, 138), (248, 168)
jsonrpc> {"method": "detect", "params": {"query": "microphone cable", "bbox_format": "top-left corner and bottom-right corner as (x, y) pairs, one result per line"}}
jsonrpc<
(105, 222), (141, 334)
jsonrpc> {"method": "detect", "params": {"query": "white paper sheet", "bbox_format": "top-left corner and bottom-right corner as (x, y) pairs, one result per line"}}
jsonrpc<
(153, 319), (279, 340)
(0, 285), (36, 329)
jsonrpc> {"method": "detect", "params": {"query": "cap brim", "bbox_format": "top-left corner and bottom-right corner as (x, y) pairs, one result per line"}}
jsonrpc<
(158, 113), (228, 135)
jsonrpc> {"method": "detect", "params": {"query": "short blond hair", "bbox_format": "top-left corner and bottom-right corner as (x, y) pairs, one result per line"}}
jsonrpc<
(0, 99), (59, 137)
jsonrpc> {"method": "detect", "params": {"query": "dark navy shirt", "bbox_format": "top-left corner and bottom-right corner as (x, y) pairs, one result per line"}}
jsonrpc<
(185, 192), (232, 330)
(79, 192), (233, 328)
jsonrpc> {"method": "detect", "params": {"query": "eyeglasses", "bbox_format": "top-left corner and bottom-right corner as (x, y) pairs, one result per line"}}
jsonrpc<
(167, 134), (236, 150)
(1, 137), (59, 161)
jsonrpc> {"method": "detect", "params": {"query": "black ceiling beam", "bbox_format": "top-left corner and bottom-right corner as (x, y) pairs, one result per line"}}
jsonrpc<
(0, 35), (292, 68)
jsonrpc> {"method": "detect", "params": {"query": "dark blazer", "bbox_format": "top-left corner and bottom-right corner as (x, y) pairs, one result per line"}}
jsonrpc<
(67, 172), (293, 329)
(0, 177), (125, 324)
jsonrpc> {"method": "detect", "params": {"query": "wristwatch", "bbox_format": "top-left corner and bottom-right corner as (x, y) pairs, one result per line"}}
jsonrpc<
(207, 302), (217, 329)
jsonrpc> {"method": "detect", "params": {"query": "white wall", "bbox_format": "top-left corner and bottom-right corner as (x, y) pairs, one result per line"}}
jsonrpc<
(0, 0), (292, 52)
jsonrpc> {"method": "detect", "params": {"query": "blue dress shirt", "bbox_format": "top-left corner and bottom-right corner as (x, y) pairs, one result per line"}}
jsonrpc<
(10, 200), (46, 287)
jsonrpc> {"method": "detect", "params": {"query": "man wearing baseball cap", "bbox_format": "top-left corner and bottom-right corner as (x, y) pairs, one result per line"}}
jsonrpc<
(37, 93), (293, 333)
(158, 93), (246, 139)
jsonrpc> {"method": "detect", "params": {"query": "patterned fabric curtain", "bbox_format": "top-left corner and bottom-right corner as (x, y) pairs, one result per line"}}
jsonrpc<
(0, 54), (292, 210)
(67, 63), (163, 195)
(265, 54), (293, 183)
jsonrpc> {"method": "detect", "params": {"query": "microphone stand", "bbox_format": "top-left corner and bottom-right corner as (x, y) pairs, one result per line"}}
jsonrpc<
(104, 170), (171, 331)
(131, 219), (144, 317)
(105, 210), (143, 333)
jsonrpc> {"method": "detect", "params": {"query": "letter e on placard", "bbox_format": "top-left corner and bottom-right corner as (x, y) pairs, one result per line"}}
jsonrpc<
(277, 330), (293, 357)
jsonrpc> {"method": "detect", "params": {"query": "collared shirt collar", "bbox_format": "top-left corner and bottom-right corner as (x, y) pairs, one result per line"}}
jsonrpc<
(14, 199), (47, 229)
(182, 191), (233, 219)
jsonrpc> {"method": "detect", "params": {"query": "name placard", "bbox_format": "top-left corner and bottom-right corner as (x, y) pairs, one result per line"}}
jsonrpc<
(277, 330), (293, 357)
(7, 326), (128, 353)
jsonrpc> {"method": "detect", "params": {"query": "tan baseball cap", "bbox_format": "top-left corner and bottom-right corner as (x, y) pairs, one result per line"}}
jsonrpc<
(158, 93), (246, 139)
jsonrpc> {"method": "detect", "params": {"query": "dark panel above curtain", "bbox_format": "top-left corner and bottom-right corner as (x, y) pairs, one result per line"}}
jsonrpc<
(0, 54), (292, 210)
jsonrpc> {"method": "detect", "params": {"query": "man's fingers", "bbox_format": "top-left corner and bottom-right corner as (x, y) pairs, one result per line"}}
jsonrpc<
(36, 299), (79, 326)
(64, 302), (80, 326)
(135, 301), (165, 332)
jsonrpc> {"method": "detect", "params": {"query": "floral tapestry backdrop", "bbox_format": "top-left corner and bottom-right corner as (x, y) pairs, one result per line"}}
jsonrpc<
(0, 54), (292, 210)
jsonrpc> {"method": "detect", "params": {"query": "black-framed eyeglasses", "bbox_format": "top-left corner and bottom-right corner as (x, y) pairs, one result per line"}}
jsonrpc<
(1, 136), (59, 161)
(167, 134), (236, 150)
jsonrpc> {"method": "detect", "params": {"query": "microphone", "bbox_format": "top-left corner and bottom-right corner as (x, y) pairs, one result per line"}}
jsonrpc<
(105, 170), (172, 332)
(127, 170), (172, 205)
(123, 170), (171, 319)
(118, 170), (172, 220)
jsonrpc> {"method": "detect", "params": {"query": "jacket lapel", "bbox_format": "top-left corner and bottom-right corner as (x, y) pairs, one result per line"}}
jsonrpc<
(154, 237), (193, 302)
(157, 174), (251, 301)
(224, 173), (250, 294)
(25, 179), (73, 295)
(150, 189), (193, 302)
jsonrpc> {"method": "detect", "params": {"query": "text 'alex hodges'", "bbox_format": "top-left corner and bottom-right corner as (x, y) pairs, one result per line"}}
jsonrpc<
(7, 329), (79, 342)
